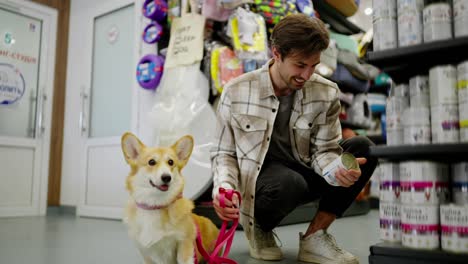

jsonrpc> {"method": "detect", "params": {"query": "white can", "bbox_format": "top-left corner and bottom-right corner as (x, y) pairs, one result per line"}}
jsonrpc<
(402, 107), (431, 144)
(401, 204), (440, 249)
(429, 65), (458, 106)
(397, 0), (423, 46)
(453, 163), (468, 205)
(458, 60), (468, 104)
(409, 75), (430, 107)
(440, 204), (468, 253)
(380, 202), (402, 242)
(454, 0), (468, 37)
(386, 128), (404, 146)
(431, 104), (460, 143)
(400, 161), (450, 205)
(423, 3), (453, 42)
(373, 17), (398, 51)
(460, 100), (468, 122)
(380, 162), (401, 202)
(373, 0), (397, 19)
(391, 84), (409, 98)
(322, 153), (359, 186)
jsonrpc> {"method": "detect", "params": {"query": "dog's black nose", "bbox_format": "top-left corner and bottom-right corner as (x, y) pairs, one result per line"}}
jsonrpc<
(161, 174), (171, 183)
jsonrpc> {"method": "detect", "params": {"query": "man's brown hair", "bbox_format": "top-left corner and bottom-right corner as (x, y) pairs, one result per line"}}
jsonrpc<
(271, 14), (330, 59)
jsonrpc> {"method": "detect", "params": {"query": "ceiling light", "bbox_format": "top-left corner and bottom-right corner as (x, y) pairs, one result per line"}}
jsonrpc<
(364, 7), (373, 16)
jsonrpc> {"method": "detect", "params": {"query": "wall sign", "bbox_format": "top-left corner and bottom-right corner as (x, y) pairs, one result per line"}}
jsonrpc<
(0, 63), (26, 105)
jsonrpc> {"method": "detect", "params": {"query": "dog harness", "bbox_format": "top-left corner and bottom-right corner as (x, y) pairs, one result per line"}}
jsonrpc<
(195, 187), (241, 264)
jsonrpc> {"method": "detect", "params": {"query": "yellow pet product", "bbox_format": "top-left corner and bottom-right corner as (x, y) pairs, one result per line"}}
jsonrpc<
(228, 8), (268, 61)
(322, 153), (360, 186)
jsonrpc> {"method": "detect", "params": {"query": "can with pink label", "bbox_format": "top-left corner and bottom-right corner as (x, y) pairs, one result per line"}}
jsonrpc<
(440, 204), (468, 253)
(380, 202), (402, 242)
(380, 162), (401, 202)
(401, 204), (440, 249)
(399, 161), (450, 205)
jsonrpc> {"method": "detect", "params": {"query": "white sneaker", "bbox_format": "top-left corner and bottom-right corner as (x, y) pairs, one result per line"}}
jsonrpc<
(248, 226), (283, 261)
(298, 230), (359, 264)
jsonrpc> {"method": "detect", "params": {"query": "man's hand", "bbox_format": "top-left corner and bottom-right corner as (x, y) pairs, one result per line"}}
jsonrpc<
(213, 191), (240, 222)
(334, 157), (367, 187)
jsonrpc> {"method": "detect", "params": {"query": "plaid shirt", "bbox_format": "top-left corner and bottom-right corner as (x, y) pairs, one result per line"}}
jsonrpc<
(210, 60), (343, 240)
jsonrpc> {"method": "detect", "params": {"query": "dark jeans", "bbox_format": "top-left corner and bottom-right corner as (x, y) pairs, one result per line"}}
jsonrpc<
(254, 136), (378, 232)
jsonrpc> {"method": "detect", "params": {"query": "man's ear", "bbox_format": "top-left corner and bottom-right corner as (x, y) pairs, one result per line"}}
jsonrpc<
(171, 135), (194, 168)
(121, 132), (145, 164)
(272, 46), (281, 61)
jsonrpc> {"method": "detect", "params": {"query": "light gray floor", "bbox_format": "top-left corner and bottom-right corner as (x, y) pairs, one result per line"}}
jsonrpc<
(0, 209), (380, 264)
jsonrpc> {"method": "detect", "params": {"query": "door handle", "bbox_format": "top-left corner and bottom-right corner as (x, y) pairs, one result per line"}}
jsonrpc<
(79, 87), (89, 136)
(36, 93), (47, 137)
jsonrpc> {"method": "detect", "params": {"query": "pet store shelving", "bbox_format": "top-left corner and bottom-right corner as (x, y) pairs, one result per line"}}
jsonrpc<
(366, 36), (468, 83)
(369, 143), (468, 163)
(366, 34), (468, 263)
(313, 0), (364, 35)
(369, 242), (468, 264)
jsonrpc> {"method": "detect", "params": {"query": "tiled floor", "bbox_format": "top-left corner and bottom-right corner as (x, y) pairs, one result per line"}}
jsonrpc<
(0, 209), (380, 264)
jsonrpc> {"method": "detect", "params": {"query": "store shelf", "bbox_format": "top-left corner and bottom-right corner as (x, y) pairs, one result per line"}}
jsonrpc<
(369, 242), (468, 264)
(313, 0), (364, 35)
(366, 36), (468, 82)
(369, 143), (468, 162)
(340, 120), (370, 130)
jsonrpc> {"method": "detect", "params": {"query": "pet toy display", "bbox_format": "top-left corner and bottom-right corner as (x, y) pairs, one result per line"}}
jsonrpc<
(142, 0), (168, 22)
(142, 21), (164, 44)
(136, 54), (164, 89)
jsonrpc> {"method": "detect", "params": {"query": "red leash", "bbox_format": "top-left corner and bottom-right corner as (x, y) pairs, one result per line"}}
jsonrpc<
(195, 187), (241, 264)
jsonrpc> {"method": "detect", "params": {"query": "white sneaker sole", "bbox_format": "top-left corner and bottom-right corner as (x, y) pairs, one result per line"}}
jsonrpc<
(249, 247), (283, 261)
(298, 251), (359, 264)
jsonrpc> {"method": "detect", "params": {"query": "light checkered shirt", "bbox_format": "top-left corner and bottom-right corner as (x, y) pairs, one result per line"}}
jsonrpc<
(210, 60), (343, 240)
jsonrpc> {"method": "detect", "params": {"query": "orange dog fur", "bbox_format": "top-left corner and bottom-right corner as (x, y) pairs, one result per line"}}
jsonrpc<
(121, 133), (219, 264)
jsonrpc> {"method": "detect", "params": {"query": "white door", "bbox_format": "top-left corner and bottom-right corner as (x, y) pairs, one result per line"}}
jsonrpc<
(0, 0), (57, 217)
(77, 0), (139, 219)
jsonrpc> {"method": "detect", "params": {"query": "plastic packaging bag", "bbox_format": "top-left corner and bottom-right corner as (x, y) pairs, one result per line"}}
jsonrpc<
(149, 63), (216, 199)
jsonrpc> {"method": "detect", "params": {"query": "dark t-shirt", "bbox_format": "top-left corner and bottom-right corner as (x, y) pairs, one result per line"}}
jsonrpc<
(265, 92), (301, 167)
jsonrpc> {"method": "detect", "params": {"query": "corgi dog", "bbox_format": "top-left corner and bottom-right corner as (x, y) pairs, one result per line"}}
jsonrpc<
(121, 133), (219, 264)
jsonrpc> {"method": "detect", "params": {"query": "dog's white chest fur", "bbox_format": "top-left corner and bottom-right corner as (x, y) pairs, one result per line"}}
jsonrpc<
(125, 206), (193, 264)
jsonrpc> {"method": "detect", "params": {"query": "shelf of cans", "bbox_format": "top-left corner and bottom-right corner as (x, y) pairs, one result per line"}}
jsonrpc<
(372, 0), (467, 52)
(373, 161), (468, 253)
(367, 0), (468, 83)
(384, 61), (468, 146)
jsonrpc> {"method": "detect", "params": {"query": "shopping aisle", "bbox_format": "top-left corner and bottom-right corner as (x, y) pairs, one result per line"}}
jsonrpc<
(0, 209), (380, 264)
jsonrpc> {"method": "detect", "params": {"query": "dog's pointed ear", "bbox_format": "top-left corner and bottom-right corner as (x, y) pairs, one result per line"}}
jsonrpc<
(172, 135), (194, 168)
(121, 132), (145, 164)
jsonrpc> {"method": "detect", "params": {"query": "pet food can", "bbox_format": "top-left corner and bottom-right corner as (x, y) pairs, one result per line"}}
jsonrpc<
(380, 162), (401, 202)
(454, 0), (468, 37)
(431, 104), (460, 143)
(397, 0), (424, 46)
(429, 65), (458, 106)
(400, 161), (450, 205)
(409, 75), (429, 107)
(440, 204), (468, 253)
(453, 163), (468, 205)
(322, 153), (359, 186)
(373, 17), (398, 51)
(459, 61), (468, 142)
(423, 3), (453, 42)
(373, 0), (397, 51)
(380, 202), (402, 242)
(373, 0), (397, 19)
(402, 107), (431, 144)
(401, 204), (440, 249)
